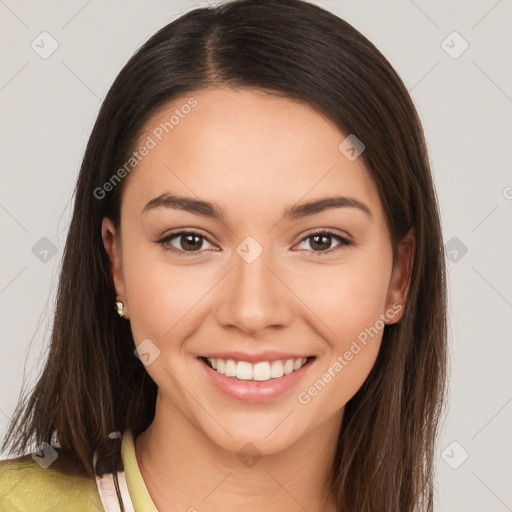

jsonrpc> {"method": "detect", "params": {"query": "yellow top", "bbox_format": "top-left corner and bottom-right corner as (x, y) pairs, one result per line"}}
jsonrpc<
(121, 430), (158, 511)
(0, 431), (158, 512)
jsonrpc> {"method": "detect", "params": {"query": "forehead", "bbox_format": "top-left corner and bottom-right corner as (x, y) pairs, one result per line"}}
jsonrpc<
(121, 87), (382, 224)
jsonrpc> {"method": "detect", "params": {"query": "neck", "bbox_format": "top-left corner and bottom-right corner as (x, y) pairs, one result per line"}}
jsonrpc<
(135, 395), (342, 512)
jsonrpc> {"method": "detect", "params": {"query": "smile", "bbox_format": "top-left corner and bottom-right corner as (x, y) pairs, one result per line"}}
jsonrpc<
(197, 355), (316, 403)
(202, 356), (311, 381)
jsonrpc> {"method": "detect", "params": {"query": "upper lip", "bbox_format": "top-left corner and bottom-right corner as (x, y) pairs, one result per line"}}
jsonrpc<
(200, 351), (314, 364)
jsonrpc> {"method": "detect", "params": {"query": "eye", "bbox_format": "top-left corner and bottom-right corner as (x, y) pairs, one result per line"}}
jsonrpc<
(156, 230), (216, 256)
(295, 229), (352, 255)
(156, 228), (352, 257)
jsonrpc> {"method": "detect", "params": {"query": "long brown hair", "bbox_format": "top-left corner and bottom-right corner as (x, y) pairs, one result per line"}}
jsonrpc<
(3, 1), (447, 510)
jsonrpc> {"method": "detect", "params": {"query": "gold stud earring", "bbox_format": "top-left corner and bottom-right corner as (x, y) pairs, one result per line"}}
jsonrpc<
(115, 298), (125, 318)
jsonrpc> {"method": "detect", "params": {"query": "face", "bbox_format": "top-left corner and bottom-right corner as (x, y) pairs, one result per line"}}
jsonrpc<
(102, 86), (412, 455)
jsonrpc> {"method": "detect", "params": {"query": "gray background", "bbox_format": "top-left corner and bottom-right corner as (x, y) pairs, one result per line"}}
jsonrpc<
(1, 1), (511, 510)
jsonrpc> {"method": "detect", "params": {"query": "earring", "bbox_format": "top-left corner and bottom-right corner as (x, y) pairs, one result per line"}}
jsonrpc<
(50, 429), (61, 448)
(115, 299), (125, 318)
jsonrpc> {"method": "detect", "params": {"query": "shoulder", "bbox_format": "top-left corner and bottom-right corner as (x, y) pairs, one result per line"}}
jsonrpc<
(0, 451), (104, 511)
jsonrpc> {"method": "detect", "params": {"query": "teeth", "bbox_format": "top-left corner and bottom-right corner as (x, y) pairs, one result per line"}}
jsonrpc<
(270, 360), (284, 378)
(253, 362), (270, 381)
(225, 359), (237, 377)
(206, 357), (309, 381)
(236, 361), (252, 380)
(284, 359), (294, 374)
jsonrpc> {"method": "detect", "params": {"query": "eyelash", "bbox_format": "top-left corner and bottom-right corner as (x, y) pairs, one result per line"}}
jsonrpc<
(156, 229), (352, 257)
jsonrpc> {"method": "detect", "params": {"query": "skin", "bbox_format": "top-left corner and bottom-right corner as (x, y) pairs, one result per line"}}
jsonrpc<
(102, 86), (413, 512)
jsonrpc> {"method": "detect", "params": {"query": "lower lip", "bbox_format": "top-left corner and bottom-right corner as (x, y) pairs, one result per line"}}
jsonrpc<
(198, 357), (315, 403)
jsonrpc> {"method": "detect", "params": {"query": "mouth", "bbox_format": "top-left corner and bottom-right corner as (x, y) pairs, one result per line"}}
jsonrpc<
(199, 356), (315, 381)
(197, 355), (316, 403)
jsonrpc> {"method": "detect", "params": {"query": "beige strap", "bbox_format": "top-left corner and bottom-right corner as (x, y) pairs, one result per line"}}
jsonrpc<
(93, 450), (135, 512)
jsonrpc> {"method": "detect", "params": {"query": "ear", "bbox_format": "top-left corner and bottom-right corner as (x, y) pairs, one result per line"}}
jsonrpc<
(101, 217), (128, 314)
(384, 228), (415, 324)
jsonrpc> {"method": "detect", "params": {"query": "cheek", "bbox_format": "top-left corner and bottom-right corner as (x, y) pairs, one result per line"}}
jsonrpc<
(120, 239), (205, 345)
(293, 248), (392, 408)
(295, 247), (392, 343)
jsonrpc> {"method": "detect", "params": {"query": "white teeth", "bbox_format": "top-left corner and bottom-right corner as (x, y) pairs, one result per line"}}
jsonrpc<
(225, 359), (237, 377)
(236, 361), (253, 380)
(283, 359), (295, 375)
(206, 357), (309, 381)
(270, 360), (284, 378)
(253, 362), (270, 381)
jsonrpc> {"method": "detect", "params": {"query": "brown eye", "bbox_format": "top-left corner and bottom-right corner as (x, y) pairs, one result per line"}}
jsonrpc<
(157, 229), (351, 257)
(296, 230), (352, 255)
(177, 233), (205, 251)
(157, 231), (215, 255)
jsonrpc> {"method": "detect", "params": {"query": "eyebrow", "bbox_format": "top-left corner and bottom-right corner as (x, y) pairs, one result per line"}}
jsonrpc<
(142, 193), (373, 221)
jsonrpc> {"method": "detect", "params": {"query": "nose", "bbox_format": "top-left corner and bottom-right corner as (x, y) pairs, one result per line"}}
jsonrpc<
(213, 247), (294, 337)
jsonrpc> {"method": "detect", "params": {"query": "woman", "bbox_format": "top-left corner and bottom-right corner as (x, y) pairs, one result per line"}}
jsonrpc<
(0, 0), (447, 510)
